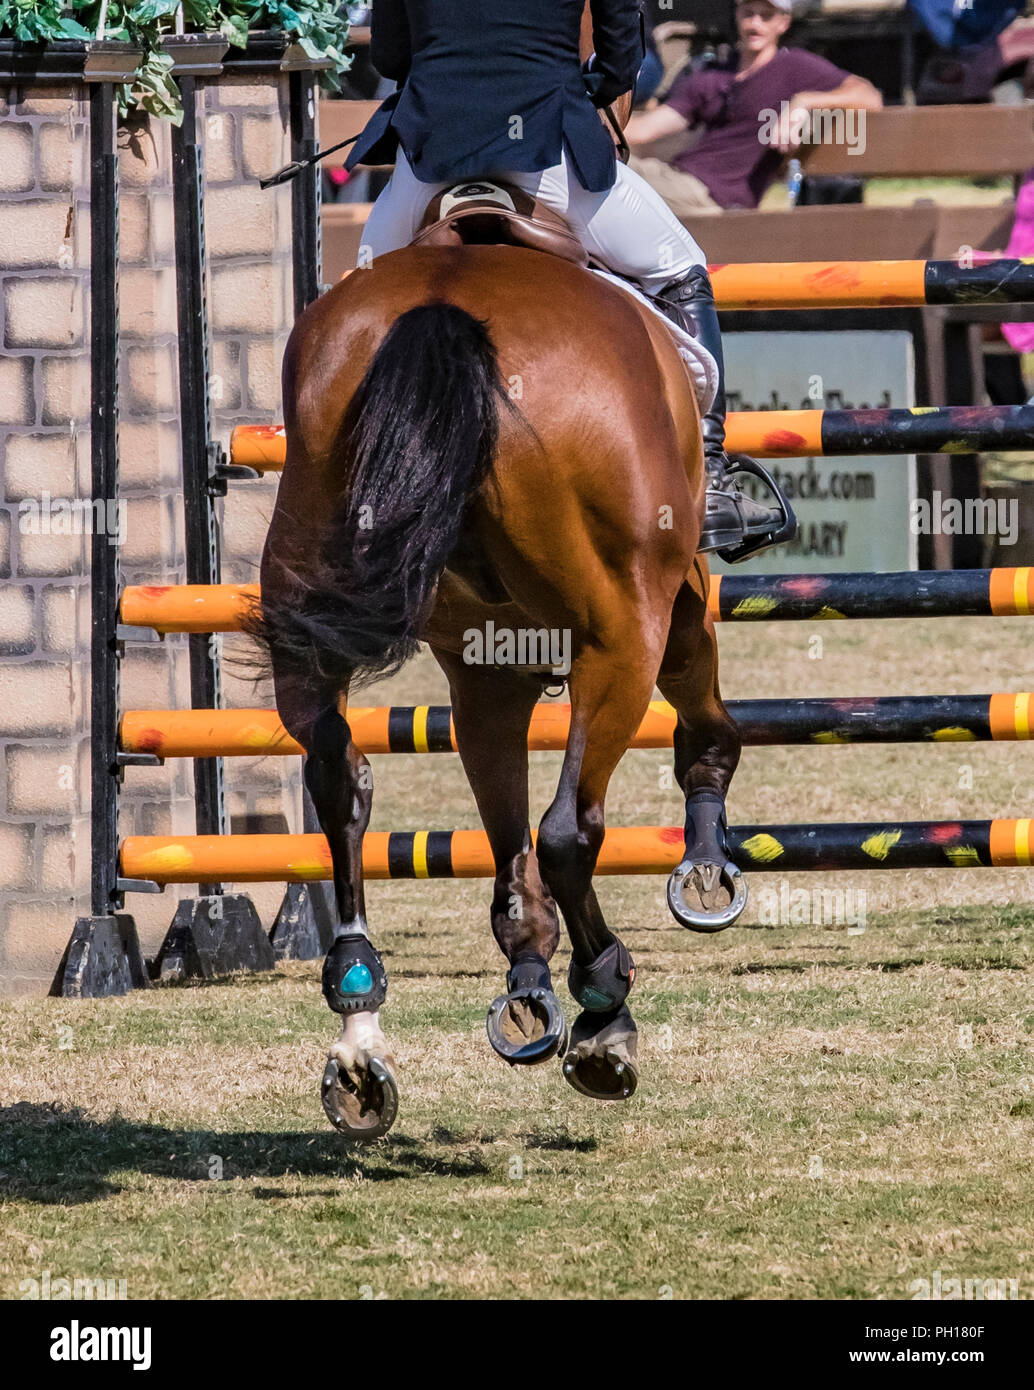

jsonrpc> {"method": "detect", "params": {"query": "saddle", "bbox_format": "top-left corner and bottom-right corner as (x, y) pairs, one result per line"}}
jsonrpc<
(411, 177), (721, 421)
(412, 180), (589, 267)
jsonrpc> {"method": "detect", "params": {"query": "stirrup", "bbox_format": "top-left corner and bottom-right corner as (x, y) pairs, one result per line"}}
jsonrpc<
(702, 454), (798, 565)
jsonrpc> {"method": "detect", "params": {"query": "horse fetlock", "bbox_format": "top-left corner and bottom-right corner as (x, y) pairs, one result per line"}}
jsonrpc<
(567, 938), (636, 1013)
(667, 788), (748, 933)
(321, 933), (388, 1015)
(486, 954), (568, 1065)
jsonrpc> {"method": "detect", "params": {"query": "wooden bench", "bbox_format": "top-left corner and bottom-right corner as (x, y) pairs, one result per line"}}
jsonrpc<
(798, 104), (1034, 179)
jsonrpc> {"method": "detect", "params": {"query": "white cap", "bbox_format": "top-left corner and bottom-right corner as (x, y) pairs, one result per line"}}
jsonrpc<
(739, 0), (796, 10)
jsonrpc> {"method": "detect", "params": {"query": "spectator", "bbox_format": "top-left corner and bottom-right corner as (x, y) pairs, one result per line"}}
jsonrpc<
(624, 0), (882, 216)
(912, 4), (1034, 103)
(908, 0), (1019, 55)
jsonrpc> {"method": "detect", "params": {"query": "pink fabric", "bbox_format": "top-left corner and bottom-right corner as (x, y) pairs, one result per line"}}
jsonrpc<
(1002, 168), (1034, 353)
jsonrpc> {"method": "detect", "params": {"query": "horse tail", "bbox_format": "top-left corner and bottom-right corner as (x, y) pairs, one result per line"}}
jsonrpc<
(253, 303), (506, 689)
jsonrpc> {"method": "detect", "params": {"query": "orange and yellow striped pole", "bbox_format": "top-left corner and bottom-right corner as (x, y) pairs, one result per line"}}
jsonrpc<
(119, 693), (1034, 758)
(120, 818), (1034, 885)
(119, 569), (1034, 634)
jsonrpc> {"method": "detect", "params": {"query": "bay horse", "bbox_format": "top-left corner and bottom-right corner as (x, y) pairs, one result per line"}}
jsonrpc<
(250, 16), (745, 1139)
(251, 239), (747, 1140)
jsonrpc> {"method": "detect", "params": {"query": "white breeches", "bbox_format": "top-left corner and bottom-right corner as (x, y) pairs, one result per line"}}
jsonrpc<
(358, 145), (707, 292)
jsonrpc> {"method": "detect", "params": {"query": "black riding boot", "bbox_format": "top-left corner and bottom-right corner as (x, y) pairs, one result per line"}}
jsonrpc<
(654, 265), (796, 562)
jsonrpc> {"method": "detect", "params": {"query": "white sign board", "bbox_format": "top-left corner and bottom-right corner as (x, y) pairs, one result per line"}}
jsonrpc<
(714, 330), (918, 574)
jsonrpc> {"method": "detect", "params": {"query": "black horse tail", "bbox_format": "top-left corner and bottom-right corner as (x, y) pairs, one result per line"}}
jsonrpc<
(252, 303), (506, 689)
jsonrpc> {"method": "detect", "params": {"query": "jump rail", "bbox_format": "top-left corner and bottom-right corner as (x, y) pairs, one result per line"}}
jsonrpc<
(118, 568), (1034, 633)
(706, 258), (1034, 310)
(120, 818), (1034, 884)
(119, 693), (1034, 758)
(228, 404), (1034, 468)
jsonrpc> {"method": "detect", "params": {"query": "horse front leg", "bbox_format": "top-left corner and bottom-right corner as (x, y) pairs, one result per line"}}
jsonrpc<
(657, 560), (746, 933)
(276, 674), (398, 1141)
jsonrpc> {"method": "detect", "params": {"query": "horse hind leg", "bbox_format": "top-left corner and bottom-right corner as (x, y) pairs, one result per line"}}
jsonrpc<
(657, 560), (747, 932)
(537, 632), (663, 1102)
(276, 673), (398, 1141)
(433, 649), (567, 1067)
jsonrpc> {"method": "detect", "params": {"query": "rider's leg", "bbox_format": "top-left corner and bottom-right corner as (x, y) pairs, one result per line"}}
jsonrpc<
(505, 153), (793, 560)
(506, 149), (705, 289)
(357, 148), (451, 263)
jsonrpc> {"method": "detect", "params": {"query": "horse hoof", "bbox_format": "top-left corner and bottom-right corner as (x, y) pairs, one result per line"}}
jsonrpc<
(667, 858), (748, 933)
(321, 1053), (398, 1141)
(561, 1006), (638, 1101)
(486, 986), (568, 1065)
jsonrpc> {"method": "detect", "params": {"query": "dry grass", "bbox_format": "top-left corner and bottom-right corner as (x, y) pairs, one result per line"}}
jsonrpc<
(1, 616), (1033, 1299)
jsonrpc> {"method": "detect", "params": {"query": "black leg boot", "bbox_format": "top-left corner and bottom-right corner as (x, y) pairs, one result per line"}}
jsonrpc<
(653, 265), (797, 563)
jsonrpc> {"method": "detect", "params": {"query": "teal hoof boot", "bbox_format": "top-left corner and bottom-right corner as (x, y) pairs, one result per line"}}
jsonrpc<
(322, 934), (387, 1016)
(567, 940), (635, 1014)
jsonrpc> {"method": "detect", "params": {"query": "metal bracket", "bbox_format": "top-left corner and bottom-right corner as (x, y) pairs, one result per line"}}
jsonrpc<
(205, 439), (263, 493)
(117, 751), (163, 768)
(115, 623), (163, 644)
(116, 878), (163, 895)
(210, 463), (263, 490)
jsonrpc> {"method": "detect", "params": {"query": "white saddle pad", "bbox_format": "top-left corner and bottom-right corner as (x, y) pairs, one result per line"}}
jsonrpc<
(591, 268), (719, 417)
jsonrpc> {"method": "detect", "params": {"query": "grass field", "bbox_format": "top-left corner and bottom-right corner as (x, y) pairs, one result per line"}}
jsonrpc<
(2, 614), (1033, 1299)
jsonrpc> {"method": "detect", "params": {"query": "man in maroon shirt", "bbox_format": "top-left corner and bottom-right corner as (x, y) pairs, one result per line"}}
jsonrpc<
(626, 0), (882, 216)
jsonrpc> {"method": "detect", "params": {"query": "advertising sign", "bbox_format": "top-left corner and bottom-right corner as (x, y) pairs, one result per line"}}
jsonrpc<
(714, 330), (918, 574)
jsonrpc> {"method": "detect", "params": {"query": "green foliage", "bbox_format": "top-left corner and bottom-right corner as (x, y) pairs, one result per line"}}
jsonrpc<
(0, 0), (352, 123)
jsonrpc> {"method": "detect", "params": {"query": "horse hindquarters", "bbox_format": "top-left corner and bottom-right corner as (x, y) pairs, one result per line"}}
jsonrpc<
(256, 297), (512, 1138)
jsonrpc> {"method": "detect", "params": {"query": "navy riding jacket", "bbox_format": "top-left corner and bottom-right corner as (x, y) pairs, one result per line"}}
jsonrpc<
(345, 0), (645, 193)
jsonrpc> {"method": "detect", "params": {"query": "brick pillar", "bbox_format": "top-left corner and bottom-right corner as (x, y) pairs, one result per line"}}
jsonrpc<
(202, 72), (302, 925)
(0, 69), (316, 994)
(0, 81), (93, 996)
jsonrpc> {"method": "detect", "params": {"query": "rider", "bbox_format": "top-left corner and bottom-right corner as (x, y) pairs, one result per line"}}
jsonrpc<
(344, 0), (791, 560)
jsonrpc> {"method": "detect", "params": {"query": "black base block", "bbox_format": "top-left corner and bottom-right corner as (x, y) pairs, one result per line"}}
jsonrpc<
(52, 914), (149, 998)
(269, 882), (337, 961)
(152, 894), (275, 982)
